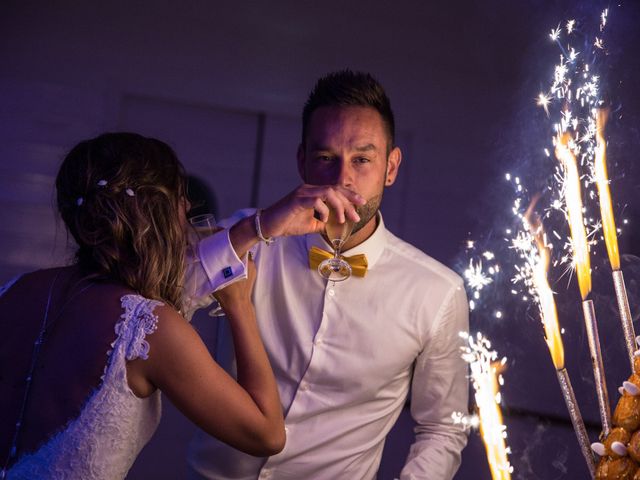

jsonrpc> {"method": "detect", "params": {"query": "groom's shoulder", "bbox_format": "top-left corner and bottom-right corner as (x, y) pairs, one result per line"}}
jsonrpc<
(384, 230), (462, 289)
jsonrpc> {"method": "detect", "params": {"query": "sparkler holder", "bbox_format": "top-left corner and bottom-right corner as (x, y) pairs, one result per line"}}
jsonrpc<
(612, 270), (636, 373)
(556, 368), (596, 479)
(582, 299), (612, 437)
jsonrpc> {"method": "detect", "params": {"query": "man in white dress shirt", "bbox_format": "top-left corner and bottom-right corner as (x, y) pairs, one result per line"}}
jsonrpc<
(187, 70), (469, 479)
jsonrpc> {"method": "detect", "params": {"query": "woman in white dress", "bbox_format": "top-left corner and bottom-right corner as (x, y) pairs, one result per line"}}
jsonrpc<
(0, 133), (293, 479)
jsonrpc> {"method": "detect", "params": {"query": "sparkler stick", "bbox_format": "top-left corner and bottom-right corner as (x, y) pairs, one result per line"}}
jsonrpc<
(525, 207), (596, 478)
(612, 270), (635, 369)
(582, 298), (611, 436)
(556, 368), (596, 479)
(595, 108), (636, 371)
(555, 134), (611, 437)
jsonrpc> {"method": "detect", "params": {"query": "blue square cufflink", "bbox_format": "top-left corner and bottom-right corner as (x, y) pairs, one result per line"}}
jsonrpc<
(222, 266), (233, 279)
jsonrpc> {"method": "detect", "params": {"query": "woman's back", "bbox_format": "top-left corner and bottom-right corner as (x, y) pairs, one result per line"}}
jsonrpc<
(1, 131), (292, 479)
(0, 266), (162, 479)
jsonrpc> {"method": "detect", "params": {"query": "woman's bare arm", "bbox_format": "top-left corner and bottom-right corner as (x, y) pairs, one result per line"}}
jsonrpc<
(127, 261), (285, 456)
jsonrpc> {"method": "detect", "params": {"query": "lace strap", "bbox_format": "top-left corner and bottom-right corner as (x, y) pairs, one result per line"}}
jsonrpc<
(0, 275), (21, 298)
(116, 294), (164, 361)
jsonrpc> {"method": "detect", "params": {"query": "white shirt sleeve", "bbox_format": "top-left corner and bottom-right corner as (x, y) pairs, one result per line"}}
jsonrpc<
(197, 228), (247, 290)
(181, 227), (248, 321)
(400, 279), (470, 480)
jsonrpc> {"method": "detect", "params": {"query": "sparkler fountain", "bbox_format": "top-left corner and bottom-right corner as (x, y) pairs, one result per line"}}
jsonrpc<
(458, 5), (640, 477)
(594, 108), (637, 372)
(523, 203), (596, 477)
(555, 133), (611, 437)
(455, 332), (512, 480)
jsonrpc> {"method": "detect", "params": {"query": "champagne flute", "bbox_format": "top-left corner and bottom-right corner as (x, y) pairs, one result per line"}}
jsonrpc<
(189, 213), (217, 238)
(186, 214), (225, 317)
(318, 208), (355, 282)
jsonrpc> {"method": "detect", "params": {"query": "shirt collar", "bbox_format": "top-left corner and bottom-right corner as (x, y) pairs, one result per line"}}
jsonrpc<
(304, 212), (387, 270)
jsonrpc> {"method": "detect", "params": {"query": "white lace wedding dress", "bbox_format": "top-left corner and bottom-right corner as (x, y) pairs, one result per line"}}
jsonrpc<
(4, 282), (163, 480)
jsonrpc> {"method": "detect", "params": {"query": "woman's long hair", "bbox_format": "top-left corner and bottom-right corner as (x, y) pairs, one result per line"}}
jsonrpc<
(56, 132), (188, 310)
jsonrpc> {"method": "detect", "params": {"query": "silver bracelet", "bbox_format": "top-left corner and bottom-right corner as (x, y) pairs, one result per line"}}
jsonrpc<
(254, 209), (275, 245)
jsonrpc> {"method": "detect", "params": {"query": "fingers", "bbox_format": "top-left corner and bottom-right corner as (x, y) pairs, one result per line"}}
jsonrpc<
(318, 188), (347, 223)
(308, 186), (363, 225)
(247, 256), (256, 274)
(334, 186), (366, 207)
(333, 187), (365, 223)
(312, 197), (330, 222)
(246, 257), (257, 289)
(341, 198), (361, 224)
(261, 184), (365, 238)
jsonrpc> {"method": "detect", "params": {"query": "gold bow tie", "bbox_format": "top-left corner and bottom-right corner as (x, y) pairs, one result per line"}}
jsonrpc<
(308, 246), (368, 278)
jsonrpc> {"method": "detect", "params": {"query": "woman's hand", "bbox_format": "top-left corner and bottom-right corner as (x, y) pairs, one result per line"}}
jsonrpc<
(213, 257), (256, 311)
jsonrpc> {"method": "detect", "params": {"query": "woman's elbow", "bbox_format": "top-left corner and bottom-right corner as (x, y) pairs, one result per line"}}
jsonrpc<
(250, 425), (286, 457)
(261, 426), (287, 456)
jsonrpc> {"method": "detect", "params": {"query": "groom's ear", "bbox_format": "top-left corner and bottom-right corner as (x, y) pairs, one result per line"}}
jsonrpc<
(385, 147), (402, 186)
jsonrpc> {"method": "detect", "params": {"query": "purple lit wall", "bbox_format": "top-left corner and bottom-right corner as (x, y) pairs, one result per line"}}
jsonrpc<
(2, 1), (640, 479)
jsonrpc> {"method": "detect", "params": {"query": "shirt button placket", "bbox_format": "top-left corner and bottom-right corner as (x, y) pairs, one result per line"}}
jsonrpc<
(312, 285), (331, 348)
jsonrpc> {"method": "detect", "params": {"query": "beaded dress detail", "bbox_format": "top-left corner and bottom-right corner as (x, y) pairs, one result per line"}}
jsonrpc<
(5, 293), (163, 480)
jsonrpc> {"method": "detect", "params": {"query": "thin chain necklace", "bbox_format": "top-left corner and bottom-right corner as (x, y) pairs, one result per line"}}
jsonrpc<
(1, 272), (95, 478)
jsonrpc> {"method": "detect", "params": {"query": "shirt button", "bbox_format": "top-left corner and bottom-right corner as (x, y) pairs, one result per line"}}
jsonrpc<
(260, 469), (272, 479)
(314, 336), (323, 345)
(299, 382), (309, 392)
(284, 426), (289, 434)
(328, 289), (335, 297)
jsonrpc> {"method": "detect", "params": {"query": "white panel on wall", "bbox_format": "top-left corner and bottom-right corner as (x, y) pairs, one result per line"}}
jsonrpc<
(118, 94), (258, 218)
(257, 114), (302, 208)
(0, 79), (111, 282)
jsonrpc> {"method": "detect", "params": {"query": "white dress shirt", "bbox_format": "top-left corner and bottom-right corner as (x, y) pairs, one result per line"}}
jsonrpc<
(188, 212), (469, 480)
